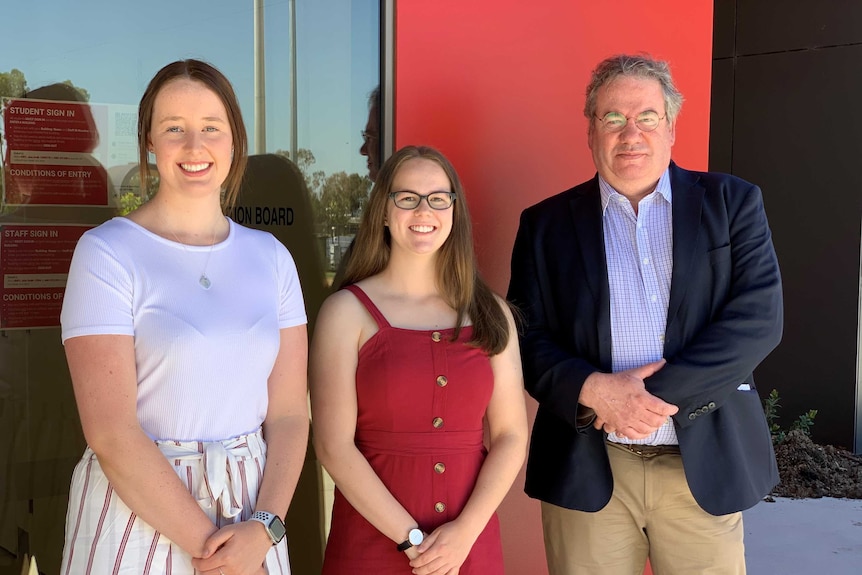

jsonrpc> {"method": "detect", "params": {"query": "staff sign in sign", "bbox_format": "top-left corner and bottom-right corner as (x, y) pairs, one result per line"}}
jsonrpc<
(1, 97), (110, 206)
(0, 224), (92, 329)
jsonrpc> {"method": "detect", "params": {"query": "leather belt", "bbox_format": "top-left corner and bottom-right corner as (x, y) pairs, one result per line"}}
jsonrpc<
(608, 442), (680, 458)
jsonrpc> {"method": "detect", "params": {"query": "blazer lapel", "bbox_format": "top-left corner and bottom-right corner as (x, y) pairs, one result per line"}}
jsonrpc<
(667, 163), (704, 329)
(570, 181), (605, 301)
(569, 177), (612, 369)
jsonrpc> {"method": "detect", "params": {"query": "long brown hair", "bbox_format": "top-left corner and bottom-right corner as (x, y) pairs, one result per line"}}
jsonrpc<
(340, 145), (509, 355)
(137, 59), (248, 210)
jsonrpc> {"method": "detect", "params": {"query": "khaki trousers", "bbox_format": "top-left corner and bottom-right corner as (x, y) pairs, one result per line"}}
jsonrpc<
(541, 442), (745, 575)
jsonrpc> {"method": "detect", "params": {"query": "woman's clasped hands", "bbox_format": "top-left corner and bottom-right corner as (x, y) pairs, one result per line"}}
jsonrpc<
(191, 521), (272, 575)
(408, 520), (476, 575)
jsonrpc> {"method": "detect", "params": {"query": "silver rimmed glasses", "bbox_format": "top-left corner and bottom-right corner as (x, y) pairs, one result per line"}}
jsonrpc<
(594, 110), (666, 133)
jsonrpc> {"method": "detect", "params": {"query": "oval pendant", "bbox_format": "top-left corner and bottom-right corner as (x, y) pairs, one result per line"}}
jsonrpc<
(199, 275), (212, 290)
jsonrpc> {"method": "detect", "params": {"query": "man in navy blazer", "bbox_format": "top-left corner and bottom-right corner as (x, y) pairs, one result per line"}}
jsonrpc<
(508, 54), (783, 575)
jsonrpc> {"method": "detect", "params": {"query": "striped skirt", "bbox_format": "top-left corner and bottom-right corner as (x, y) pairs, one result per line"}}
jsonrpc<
(60, 429), (290, 574)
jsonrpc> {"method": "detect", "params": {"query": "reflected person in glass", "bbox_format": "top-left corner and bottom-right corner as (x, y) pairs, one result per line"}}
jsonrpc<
(332, 85), (382, 287)
(359, 85), (381, 183)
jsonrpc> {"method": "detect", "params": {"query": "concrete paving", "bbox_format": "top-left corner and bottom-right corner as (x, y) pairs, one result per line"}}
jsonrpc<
(743, 497), (862, 574)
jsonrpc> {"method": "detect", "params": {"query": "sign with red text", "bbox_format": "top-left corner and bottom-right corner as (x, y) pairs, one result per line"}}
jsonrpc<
(0, 224), (91, 329)
(1, 97), (139, 207)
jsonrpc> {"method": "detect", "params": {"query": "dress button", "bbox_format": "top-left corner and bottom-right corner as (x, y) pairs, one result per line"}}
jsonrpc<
(688, 413), (696, 421)
(434, 462), (446, 474)
(432, 417), (444, 428)
(436, 375), (448, 387)
(431, 331), (442, 342)
(435, 502), (446, 513)
(708, 402), (716, 409)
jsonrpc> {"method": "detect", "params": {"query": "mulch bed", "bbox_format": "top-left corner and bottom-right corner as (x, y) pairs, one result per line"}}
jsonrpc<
(770, 430), (862, 499)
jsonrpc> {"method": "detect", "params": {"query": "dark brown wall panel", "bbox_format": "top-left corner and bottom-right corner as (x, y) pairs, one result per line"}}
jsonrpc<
(708, 58), (734, 173)
(730, 46), (862, 448)
(713, 0), (737, 59)
(737, 0), (862, 55)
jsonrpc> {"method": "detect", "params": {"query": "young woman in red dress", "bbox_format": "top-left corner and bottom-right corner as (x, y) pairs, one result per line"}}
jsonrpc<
(311, 146), (528, 574)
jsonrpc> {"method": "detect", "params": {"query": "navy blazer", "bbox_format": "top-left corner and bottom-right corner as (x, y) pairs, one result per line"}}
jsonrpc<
(507, 163), (783, 516)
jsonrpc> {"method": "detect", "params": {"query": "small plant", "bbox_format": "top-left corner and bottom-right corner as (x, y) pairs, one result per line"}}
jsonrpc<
(792, 409), (818, 437)
(763, 388), (817, 444)
(763, 388), (781, 438)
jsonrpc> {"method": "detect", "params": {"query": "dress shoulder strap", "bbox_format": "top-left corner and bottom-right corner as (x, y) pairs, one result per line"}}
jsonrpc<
(343, 284), (391, 329)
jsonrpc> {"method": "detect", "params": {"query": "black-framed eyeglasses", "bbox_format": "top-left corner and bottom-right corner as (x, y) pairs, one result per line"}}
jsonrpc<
(361, 130), (378, 143)
(594, 110), (666, 133)
(388, 191), (456, 210)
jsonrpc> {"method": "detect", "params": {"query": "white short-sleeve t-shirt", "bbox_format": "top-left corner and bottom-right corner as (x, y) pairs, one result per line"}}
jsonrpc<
(61, 217), (307, 442)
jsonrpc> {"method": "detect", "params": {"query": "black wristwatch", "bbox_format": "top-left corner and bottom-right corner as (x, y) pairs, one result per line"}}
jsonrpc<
(396, 528), (424, 552)
(250, 510), (286, 545)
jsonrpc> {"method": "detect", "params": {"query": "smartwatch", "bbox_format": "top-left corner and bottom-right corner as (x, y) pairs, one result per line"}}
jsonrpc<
(250, 510), (286, 545)
(396, 528), (424, 552)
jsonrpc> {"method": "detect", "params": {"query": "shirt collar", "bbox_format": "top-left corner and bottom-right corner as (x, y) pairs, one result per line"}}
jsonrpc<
(599, 168), (673, 214)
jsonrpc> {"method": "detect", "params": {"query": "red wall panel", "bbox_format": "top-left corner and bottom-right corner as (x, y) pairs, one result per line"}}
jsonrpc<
(395, 2), (713, 573)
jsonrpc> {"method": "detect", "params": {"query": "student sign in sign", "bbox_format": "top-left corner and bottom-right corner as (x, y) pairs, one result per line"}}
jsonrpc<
(1, 98), (111, 206)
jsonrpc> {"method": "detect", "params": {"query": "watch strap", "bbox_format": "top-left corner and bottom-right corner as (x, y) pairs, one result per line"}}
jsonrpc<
(396, 527), (423, 552)
(250, 510), (285, 545)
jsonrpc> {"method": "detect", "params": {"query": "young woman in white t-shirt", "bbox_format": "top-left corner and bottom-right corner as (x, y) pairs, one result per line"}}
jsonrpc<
(59, 59), (308, 575)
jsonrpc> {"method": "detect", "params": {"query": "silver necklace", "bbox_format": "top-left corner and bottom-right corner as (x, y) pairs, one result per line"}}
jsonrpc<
(169, 225), (218, 290)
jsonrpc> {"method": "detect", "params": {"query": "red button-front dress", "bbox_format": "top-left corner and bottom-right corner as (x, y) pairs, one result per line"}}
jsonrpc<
(321, 285), (504, 574)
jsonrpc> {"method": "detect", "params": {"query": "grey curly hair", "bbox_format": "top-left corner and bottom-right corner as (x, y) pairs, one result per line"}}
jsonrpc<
(584, 54), (684, 128)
